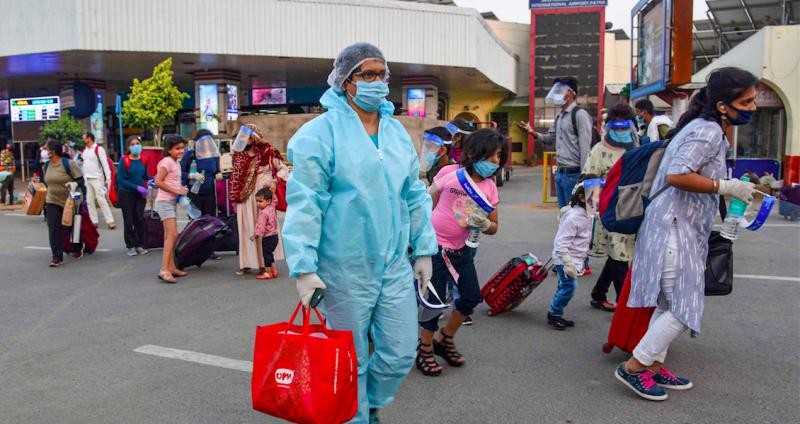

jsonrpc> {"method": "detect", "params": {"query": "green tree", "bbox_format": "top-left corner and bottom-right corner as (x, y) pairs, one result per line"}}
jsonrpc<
(122, 57), (188, 146)
(38, 111), (85, 148)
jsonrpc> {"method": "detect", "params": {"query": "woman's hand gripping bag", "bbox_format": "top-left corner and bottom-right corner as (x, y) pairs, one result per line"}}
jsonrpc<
(251, 303), (358, 424)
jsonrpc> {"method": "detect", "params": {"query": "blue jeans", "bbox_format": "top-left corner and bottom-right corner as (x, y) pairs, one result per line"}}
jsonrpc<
(548, 265), (577, 317)
(555, 171), (580, 208)
(447, 247), (476, 303)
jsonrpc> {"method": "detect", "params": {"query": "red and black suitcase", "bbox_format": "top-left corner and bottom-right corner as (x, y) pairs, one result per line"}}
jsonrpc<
(481, 254), (551, 316)
(602, 268), (655, 354)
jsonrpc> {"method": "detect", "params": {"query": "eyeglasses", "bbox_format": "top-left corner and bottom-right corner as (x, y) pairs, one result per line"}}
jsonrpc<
(351, 70), (389, 82)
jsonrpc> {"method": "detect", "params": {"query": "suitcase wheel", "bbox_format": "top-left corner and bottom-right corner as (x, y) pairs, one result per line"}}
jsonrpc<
(486, 309), (496, 317)
(602, 343), (613, 354)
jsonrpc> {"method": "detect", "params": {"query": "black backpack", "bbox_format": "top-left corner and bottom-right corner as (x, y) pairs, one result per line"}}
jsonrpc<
(570, 106), (601, 147)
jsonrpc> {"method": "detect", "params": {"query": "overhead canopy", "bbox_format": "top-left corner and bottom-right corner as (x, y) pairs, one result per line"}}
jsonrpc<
(0, 0), (519, 96)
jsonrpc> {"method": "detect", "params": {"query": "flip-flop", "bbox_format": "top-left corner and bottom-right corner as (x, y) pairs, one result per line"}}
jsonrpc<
(171, 270), (188, 277)
(256, 272), (273, 280)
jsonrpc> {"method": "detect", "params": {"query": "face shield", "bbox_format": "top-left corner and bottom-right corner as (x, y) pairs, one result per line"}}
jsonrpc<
(605, 120), (635, 146)
(580, 178), (605, 216)
(416, 279), (452, 322)
(545, 82), (571, 106)
(420, 132), (446, 172)
(444, 122), (472, 138)
(194, 134), (220, 159)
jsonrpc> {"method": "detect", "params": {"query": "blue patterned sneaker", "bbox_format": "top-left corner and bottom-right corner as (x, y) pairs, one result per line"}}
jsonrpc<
(653, 367), (693, 390)
(615, 363), (668, 401)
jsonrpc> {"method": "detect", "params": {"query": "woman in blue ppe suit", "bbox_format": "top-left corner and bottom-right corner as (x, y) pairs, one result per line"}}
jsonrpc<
(282, 42), (438, 424)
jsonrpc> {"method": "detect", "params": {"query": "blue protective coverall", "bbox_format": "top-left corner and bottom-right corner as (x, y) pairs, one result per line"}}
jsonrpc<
(283, 88), (438, 422)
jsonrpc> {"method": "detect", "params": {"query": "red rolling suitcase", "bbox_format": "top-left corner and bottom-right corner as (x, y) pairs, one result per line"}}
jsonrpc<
(602, 268), (655, 354)
(481, 254), (551, 316)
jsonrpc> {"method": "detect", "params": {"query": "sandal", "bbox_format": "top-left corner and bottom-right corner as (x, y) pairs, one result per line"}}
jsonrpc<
(158, 271), (177, 284)
(433, 330), (465, 367)
(171, 269), (188, 277)
(256, 272), (273, 280)
(235, 268), (250, 276)
(415, 341), (442, 376)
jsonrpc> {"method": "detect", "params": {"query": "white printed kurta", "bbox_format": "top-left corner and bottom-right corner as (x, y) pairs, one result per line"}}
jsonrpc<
(629, 118), (728, 333)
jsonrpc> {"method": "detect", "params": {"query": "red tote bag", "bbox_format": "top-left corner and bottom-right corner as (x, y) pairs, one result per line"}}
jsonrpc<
(252, 303), (358, 424)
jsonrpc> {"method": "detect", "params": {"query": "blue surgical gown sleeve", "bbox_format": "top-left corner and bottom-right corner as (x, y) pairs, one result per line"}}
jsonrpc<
(405, 154), (438, 258)
(283, 127), (334, 278)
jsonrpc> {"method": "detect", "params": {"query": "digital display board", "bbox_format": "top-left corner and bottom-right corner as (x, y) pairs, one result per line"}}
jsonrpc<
(198, 84), (219, 135)
(10, 96), (61, 122)
(631, 0), (670, 99)
(227, 84), (239, 121)
(90, 93), (104, 144)
(533, 12), (601, 100)
(252, 88), (286, 105)
(407, 88), (426, 117)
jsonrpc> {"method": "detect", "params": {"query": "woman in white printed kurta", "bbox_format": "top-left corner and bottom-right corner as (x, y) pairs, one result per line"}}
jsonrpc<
(615, 67), (759, 402)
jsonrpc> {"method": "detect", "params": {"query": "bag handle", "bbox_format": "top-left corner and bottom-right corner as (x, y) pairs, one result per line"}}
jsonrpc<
(287, 302), (326, 335)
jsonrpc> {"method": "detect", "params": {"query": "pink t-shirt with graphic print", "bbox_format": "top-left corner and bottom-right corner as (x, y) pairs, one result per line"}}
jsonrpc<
(430, 164), (499, 250)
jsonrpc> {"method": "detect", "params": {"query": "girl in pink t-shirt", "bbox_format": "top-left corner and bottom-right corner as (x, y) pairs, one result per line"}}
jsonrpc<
(417, 128), (506, 377)
(154, 136), (189, 283)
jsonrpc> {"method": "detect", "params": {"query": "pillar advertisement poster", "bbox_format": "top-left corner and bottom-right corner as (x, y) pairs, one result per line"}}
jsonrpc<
(227, 84), (239, 122)
(90, 93), (104, 144)
(199, 84), (219, 135)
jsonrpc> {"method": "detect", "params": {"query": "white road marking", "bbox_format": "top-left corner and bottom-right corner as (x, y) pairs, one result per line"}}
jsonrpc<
(134, 344), (252, 373)
(25, 246), (111, 252)
(5, 213), (32, 217)
(734, 274), (800, 282)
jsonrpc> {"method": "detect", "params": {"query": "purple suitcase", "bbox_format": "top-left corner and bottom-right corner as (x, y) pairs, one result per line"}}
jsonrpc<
(142, 209), (164, 249)
(175, 216), (228, 269)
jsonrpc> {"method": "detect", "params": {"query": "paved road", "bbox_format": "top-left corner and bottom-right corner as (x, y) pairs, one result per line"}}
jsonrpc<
(1, 167), (798, 423)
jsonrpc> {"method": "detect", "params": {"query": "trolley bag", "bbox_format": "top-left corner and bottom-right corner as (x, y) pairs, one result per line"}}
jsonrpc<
(63, 203), (100, 255)
(215, 177), (235, 218)
(481, 254), (551, 316)
(174, 215), (227, 269)
(252, 303), (358, 424)
(142, 209), (164, 249)
(142, 186), (164, 249)
(213, 213), (239, 253)
(602, 268), (655, 354)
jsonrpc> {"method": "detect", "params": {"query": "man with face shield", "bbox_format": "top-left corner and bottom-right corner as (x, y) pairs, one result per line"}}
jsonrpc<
(179, 129), (221, 217)
(584, 104), (639, 312)
(282, 42), (438, 424)
(520, 77), (593, 208)
(419, 126), (454, 184)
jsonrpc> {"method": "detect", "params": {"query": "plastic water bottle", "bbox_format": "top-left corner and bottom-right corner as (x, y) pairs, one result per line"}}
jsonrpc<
(465, 228), (481, 248)
(189, 161), (205, 194)
(720, 176), (750, 241)
(191, 170), (204, 194)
